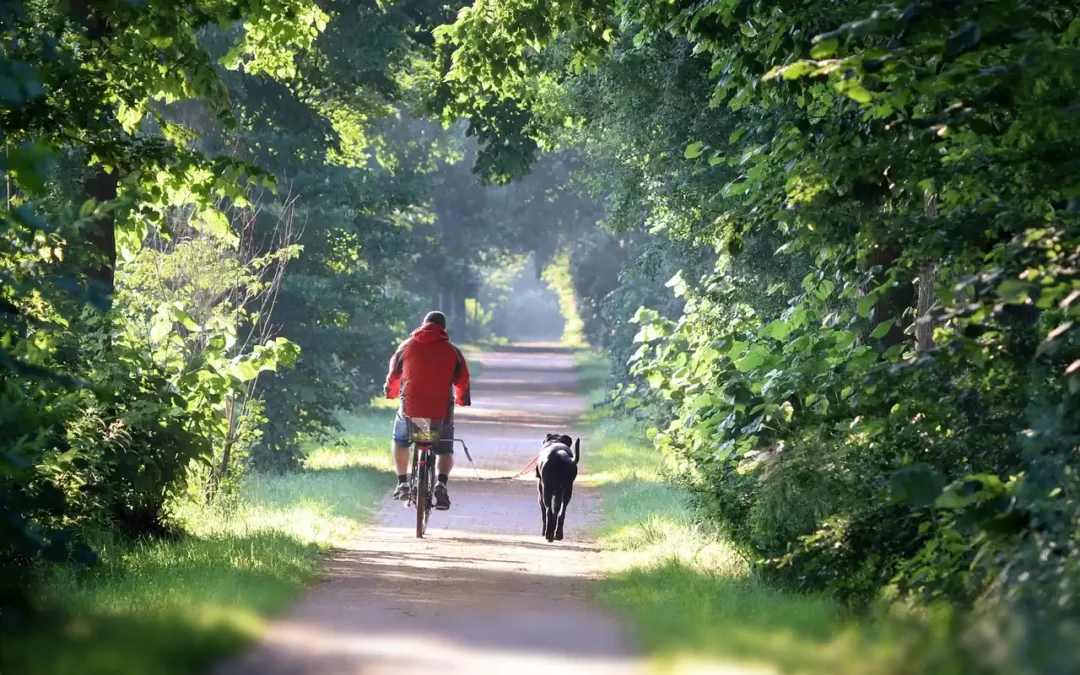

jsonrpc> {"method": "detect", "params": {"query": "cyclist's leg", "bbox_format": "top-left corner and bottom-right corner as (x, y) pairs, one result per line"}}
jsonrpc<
(391, 411), (411, 499)
(432, 419), (454, 509)
(435, 419), (455, 475)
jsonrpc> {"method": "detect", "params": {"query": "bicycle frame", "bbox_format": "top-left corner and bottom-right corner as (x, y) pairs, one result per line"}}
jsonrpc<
(401, 418), (479, 538)
(403, 417), (442, 538)
(406, 442), (434, 538)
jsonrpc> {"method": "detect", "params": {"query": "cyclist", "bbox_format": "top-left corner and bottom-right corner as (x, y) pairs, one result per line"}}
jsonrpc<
(384, 310), (471, 510)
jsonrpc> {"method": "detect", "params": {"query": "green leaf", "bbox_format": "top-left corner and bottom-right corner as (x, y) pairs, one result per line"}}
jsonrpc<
(735, 345), (769, 372)
(634, 324), (663, 343)
(779, 400), (794, 422)
(936, 474), (1006, 509)
(728, 340), (749, 358)
(870, 319), (895, 339)
(857, 296), (875, 318)
(116, 218), (147, 263)
(997, 278), (1031, 303)
(817, 279), (836, 300)
(845, 85), (873, 104)
(810, 38), (839, 59)
(198, 208), (239, 248)
(150, 320), (172, 343)
(765, 320), (791, 341)
(833, 330), (856, 351)
(684, 141), (705, 159)
(173, 310), (200, 331)
(883, 344), (906, 362)
(665, 270), (688, 298)
(233, 360), (261, 382)
(723, 181), (748, 196)
(780, 62), (815, 80)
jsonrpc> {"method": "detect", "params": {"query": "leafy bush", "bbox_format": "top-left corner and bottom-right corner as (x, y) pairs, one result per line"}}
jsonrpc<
(432, 0), (1080, 666)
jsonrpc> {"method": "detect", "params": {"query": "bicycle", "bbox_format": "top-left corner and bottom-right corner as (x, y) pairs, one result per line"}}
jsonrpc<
(402, 417), (441, 538)
(402, 417), (476, 538)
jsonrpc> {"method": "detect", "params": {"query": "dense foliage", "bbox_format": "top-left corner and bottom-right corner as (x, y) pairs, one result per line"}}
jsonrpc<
(8, 0), (1079, 669)
(1, 0), (322, 621)
(433, 0), (1080, 669)
(0, 0), (589, 624)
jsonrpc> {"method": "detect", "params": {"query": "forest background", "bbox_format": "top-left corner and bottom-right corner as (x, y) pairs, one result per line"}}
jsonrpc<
(3, 2), (1078, 673)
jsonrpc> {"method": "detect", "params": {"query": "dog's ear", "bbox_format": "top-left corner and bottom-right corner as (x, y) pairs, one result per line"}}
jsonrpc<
(559, 434), (572, 447)
(544, 433), (560, 443)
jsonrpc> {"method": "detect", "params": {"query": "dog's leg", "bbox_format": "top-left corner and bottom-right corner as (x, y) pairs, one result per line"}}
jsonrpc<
(537, 476), (547, 537)
(555, 481), (573, 541)
(544, 485), (559, 542)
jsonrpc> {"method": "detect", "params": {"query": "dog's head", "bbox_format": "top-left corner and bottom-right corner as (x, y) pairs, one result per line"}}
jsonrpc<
(544, 433), (573, 448)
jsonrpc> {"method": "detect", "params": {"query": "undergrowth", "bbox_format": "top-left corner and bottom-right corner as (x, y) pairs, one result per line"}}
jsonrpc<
(583, 410), (904, 674)
(1, 410), (393, 675)
(573, 349), (614, 405)
(585, 408), (989, 675)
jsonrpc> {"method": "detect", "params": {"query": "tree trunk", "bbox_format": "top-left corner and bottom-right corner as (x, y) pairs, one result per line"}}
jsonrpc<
(914, 262), (936, 351)
(212, 394), (237, 500)
(71, 1), (119, 297)
(85, 168), (118, 294)
(914, 192), (938, 352)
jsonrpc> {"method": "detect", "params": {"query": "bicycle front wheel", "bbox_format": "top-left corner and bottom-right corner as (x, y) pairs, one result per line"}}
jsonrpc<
(415, 452), (429, 538)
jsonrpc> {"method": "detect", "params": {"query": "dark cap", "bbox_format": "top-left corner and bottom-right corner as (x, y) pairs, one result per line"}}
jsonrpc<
(423, 311), (447, 328)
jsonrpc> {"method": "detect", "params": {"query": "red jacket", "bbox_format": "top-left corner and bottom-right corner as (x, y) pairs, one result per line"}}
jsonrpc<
(384, 323), (471, 419)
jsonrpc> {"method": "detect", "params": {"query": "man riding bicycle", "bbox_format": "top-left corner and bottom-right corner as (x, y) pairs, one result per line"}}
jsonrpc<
(384, 311), (471, 510)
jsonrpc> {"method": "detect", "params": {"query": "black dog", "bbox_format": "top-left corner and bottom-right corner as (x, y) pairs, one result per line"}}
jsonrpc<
(536, 433), (580, 542)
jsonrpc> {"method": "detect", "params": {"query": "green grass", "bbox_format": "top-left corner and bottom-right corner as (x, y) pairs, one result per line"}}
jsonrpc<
(582, 411), (904, 675)
(2, 409), (395, 675)
(573, 348), (614, 405)
(466, 353), (485, 379)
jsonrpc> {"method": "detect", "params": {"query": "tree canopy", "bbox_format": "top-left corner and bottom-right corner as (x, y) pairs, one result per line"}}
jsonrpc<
(5, 0), (1080, 669)
(0, 0), (586, 618)
(431, 0), (1080, 668)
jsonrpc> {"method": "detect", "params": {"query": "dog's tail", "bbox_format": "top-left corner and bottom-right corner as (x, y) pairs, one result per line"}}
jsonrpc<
(573, 438), (580, 465)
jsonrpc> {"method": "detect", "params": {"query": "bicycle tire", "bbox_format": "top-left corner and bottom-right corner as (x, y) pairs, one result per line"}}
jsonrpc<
(426, 454), (436, 529)
(415, 450), (429, 538)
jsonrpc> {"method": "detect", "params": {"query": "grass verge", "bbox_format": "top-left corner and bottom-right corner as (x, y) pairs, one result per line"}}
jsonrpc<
(573, 348), (614, 405)
(2, 409), (395, 675)
(580, 408), (900, 675)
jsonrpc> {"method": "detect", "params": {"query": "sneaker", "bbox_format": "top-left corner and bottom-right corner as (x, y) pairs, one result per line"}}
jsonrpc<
(433, 482), (451, 511)
(392, 482), (409, 501)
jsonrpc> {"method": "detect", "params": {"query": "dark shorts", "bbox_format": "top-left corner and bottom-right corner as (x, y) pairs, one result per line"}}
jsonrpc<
(392, 411), (454, 455)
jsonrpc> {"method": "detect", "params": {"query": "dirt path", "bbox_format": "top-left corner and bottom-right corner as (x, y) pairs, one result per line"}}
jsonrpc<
(214, 345), (643, 675)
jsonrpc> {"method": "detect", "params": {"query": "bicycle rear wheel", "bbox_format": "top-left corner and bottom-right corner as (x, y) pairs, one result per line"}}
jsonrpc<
(415, 448), (430, 538)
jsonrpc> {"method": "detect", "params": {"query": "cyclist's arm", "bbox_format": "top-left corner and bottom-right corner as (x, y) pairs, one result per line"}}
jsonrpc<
(385, 343), (406, 399)
(452, 346), (471, 407)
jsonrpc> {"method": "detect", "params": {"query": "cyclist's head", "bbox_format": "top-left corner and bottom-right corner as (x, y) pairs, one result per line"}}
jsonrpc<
(423, 311), (447, 329)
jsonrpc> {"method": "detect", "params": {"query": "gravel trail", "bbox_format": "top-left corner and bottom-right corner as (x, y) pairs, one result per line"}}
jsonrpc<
(213, 344), (643, 675)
